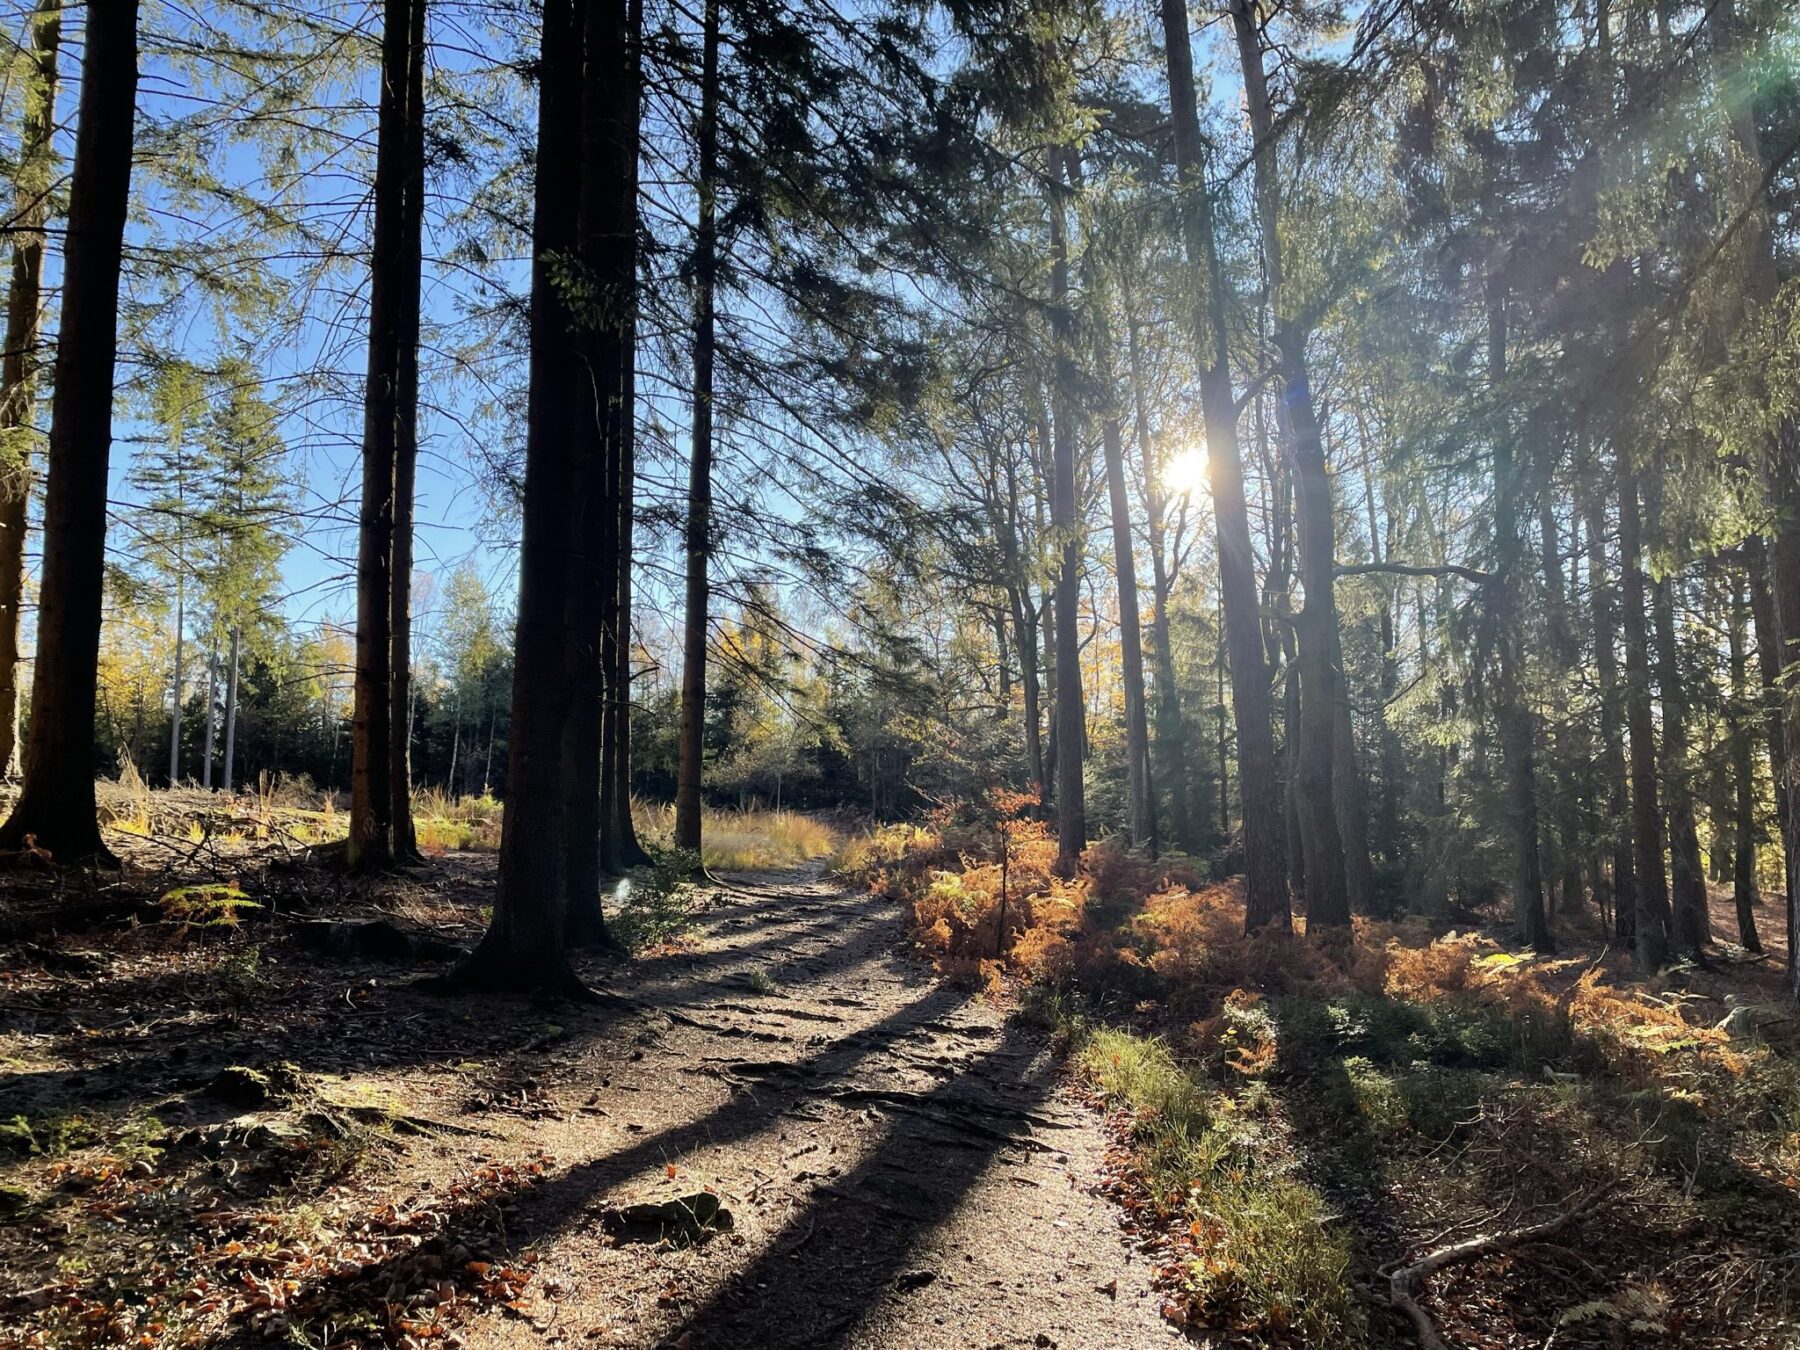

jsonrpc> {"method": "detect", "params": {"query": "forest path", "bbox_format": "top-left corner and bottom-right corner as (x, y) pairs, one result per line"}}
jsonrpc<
(461, 863), (1170, 1350)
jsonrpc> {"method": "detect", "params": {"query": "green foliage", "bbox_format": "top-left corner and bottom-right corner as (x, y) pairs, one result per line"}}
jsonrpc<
(158, 883), (260, 927)
(610, 859), (697, 954)
(1070, 1026), (1365, 1345)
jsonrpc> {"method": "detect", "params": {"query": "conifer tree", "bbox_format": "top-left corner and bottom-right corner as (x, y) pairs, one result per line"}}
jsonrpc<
(0, 0), (139, 863)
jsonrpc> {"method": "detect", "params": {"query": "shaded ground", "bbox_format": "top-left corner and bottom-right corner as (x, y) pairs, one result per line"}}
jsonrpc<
(0, 848), (1169, 1349)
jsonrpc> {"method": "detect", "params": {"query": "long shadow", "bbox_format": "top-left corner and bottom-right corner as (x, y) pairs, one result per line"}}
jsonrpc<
(0, 883), (900, 1118)
(657, 1021), (1060, 1349)
(200, 979), (992, 1348)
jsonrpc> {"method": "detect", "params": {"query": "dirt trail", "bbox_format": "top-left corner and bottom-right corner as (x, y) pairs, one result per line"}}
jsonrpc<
(458, 864), (1169, 1350)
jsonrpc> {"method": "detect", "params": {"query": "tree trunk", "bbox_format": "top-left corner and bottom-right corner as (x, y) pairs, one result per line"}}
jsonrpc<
(222, 625), (240, 793)
(1046, 149), (1086, 877)
(1125, 309), (1192, 850)
(603, 0), (650, 872)
(0, 0), (136, 864)
(1009, 582), (1044, 800)
(385, 0), (427, 863)
(567, 0), (636, 942)
(1102, 407), (1154, 854)
(1746, 537), (1791, 961)
(453, 0), (587, 995)
(1716, 0), (1799, 992)
(347, 0), (424, 872)
(1160, 0), (1286, 929)
(203, 638), (217, 789)
(673, 0), (718, 860)
(0, 0), (60, 784)
(1650, 560), (1709, 959)
(168, 586), (183, 783)
(1586, 466), (1635, 942)
(1487, 278), (1551, 949)
(1539, 467), (1585, 917)
(1729, 565), (1764, 953)
(1231, 0), (1349, 928)
(1620, 470), (1672, 970)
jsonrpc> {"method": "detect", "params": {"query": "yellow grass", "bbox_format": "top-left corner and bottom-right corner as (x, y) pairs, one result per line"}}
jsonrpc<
(633, 801), (839, 871)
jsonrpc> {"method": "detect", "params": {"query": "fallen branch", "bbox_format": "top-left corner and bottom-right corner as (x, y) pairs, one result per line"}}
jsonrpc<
(1387, 1182), (1617, 1349)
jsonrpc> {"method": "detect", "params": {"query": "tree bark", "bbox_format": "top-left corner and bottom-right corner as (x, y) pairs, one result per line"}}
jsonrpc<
(1231, 0), (1350, 927)
(386, 0), (427, 863)
(169, 585), (183, 784)
(0, 0), (60, 783)
(347, 0), (424, 871)
(1101, 407), (1154, 854)
(1487, 277), (1551, 949)
(453, 0), (587, 995)
(673, 0), (719, 860)
(1716, 0), (1800, 992)
(1620, 470), (1672, 970)
(222, 625), (240, 793)
(1160, 0), (1286, 930)
(203, 637), (216, 790)
(1729, 565), (1764, 953)
(1046, 148), (1086, 877)
(1649, 559), (1709, 959)
(1125, 308), (1193, 850)
(567, 0), (636, 942)
(1585, 466), (1635, 943)
(0, 0), (137, 864)
(604, 0), (651, 871)
(1746, 537), (1791, 961)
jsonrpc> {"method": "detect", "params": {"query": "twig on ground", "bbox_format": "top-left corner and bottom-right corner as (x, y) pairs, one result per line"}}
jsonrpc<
(1387, 1182), (1618, 1350)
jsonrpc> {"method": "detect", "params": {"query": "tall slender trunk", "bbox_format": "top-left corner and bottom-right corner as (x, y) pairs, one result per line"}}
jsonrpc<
(447, 686), (460, 796)
(1650, 559), (1710, 958)
(1102, 408), (1154, 854)
(1746, 537), (1791, 962)
(222, 625), (241, 793)
(673, 0), (718, 858)
(568, 0), (637, 941)
(1160, 0), (1286, 929)
(203, 638), (217, 789)
(605, 0), (650, 871)
(1717, 0), (1800, 993)
(1620, 470), (1672, 970)
(347, 0), (423, 871)
(1125, 308), (1192, 849)
(0, 0), (137, 863)
(1729, 566), (1764, 952)
(385, 0), (426, 862)
(1003, 441), (1045, 800)
(1360, 458), (1402, 867)
(1045, 149), (1086, 877)
(455, 0), (587, 994)
(169, 584), (183, 783)
(1539, 466), (1585, 917)
(1586, 465), (1635, 941)
(1232, 0), (1350, 926)
(1487, 278), (1551, 949)
(0, 0), (60, 783)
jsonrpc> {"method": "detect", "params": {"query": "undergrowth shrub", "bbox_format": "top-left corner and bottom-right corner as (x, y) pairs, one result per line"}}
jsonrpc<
(1073, 1023), (1365, 1345)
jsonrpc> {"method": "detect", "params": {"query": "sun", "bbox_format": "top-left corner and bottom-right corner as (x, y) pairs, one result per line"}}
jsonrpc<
(1163, 446), (1211, 500)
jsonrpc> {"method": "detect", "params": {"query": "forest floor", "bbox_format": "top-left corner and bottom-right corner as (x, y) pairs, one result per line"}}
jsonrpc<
(0, 808), (1171, 1350)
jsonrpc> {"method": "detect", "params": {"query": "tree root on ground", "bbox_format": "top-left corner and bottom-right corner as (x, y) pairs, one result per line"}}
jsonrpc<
(1386, 1181), (1617, 1350)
